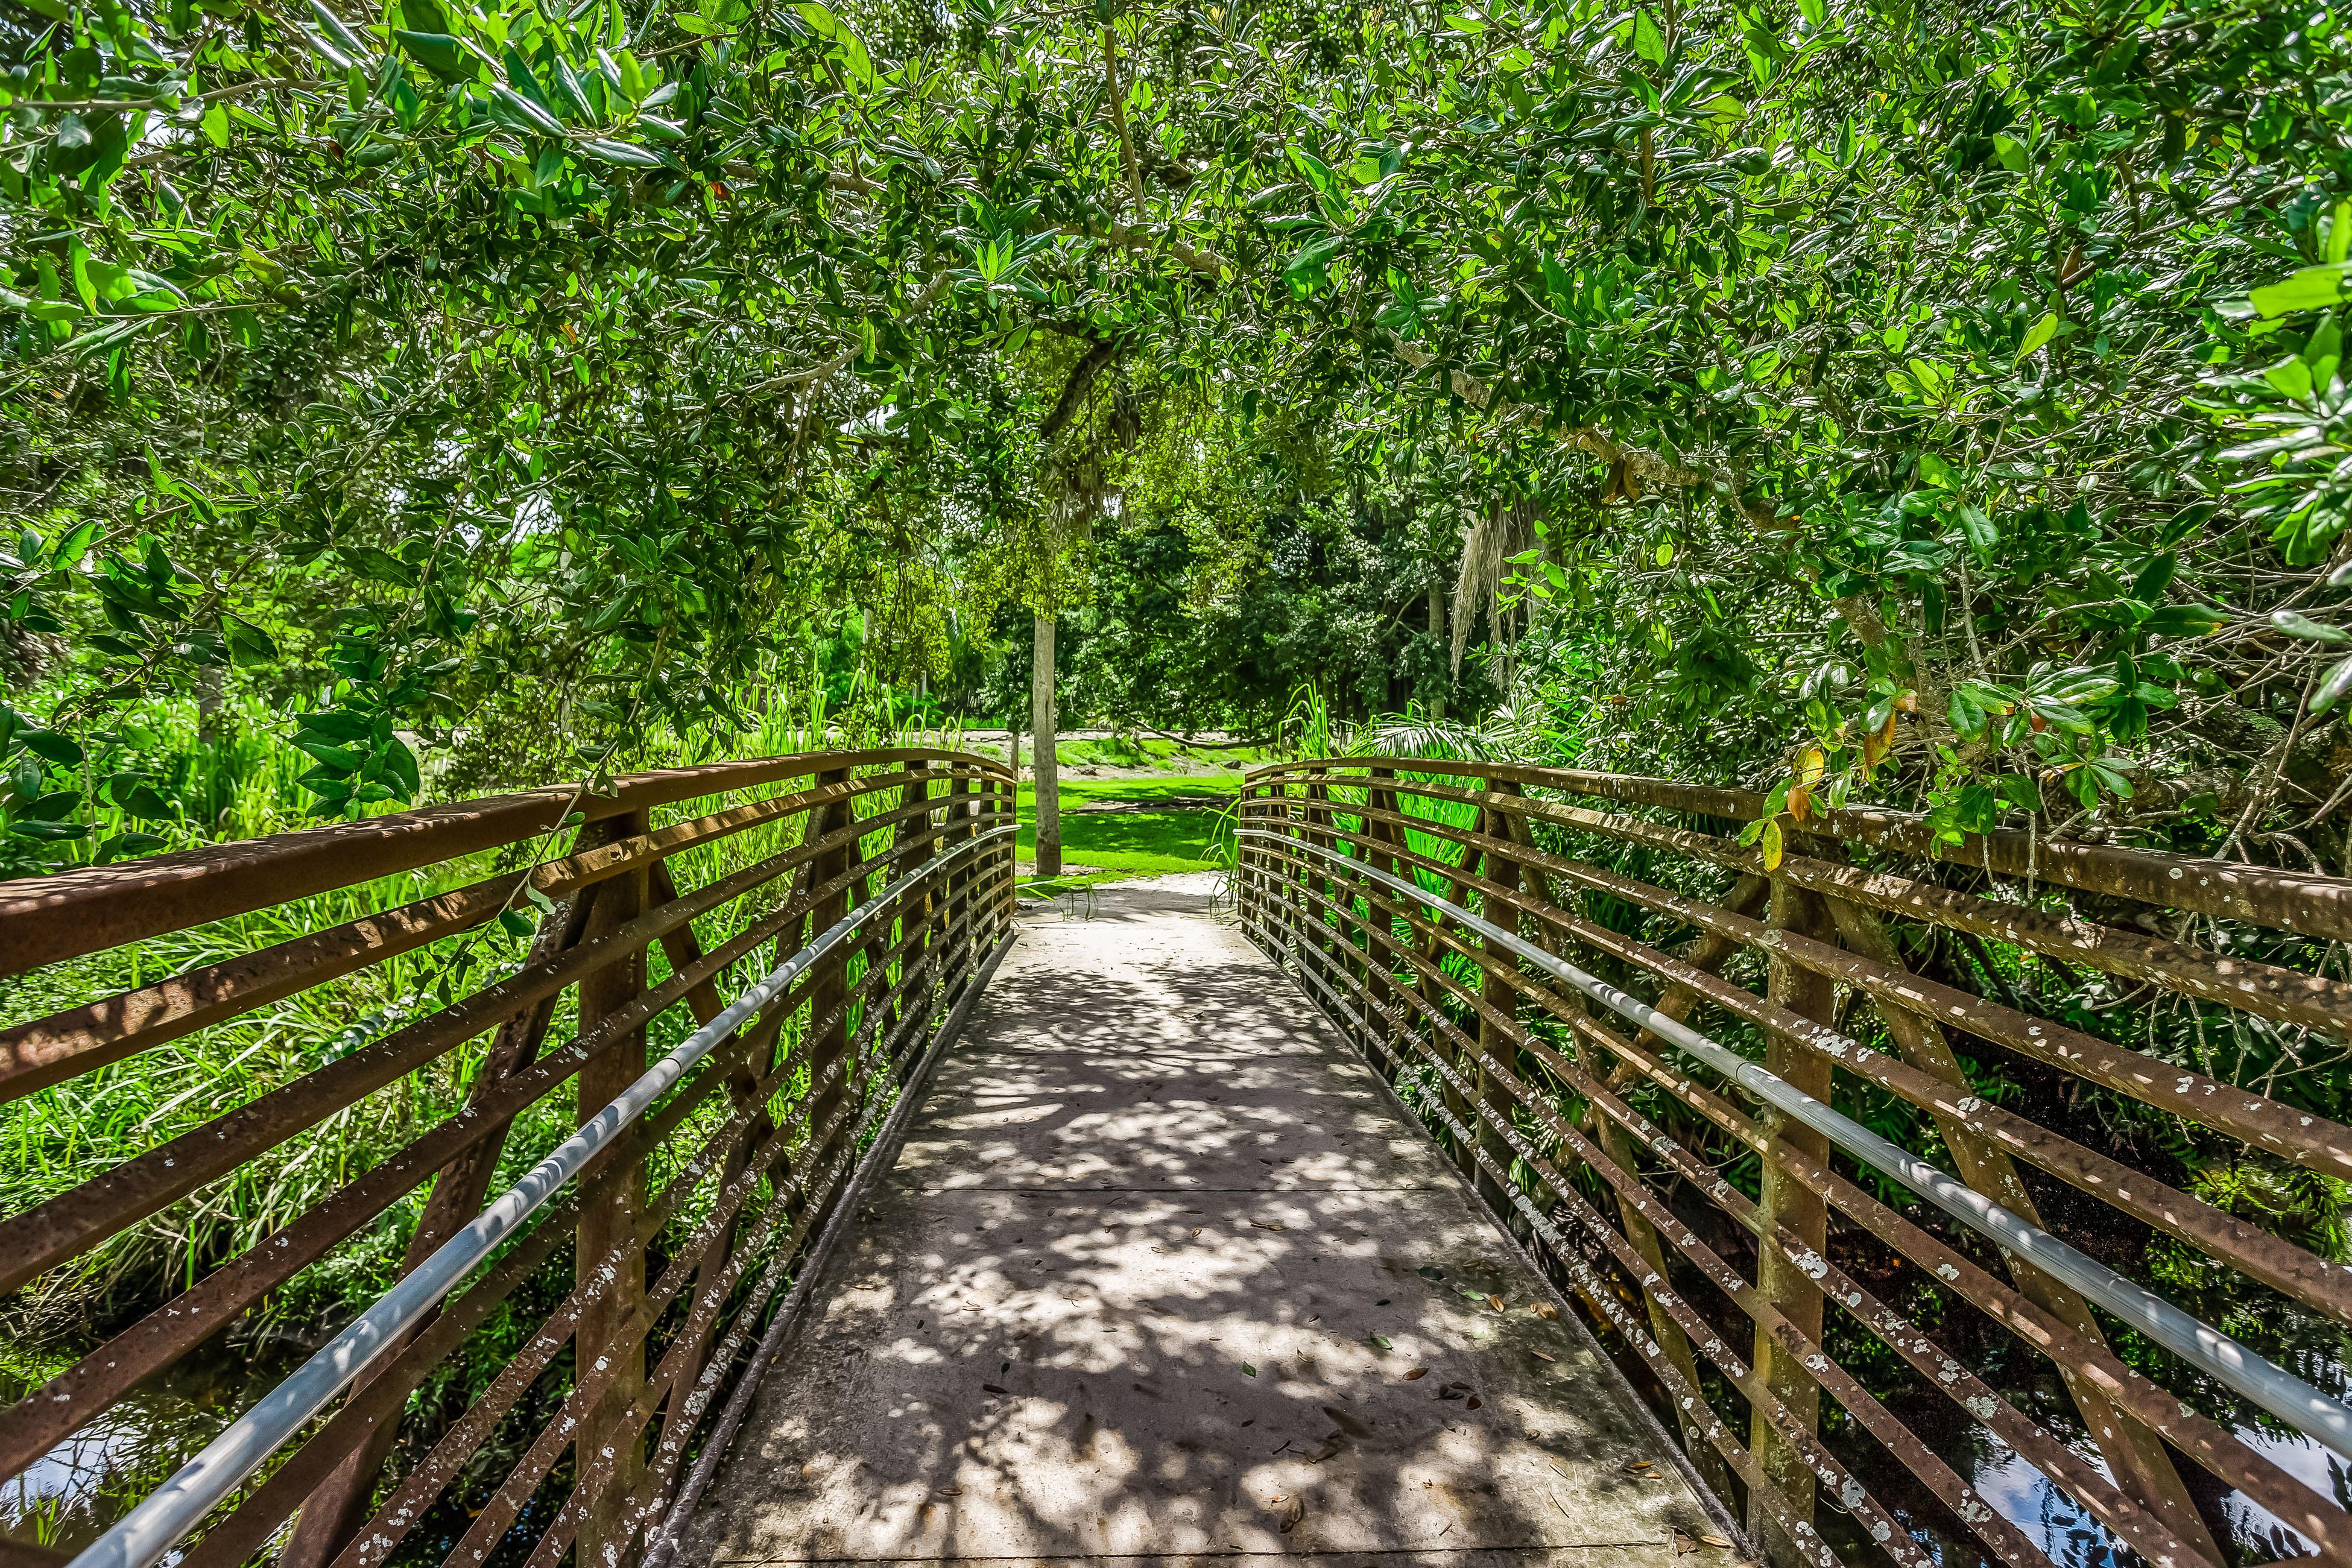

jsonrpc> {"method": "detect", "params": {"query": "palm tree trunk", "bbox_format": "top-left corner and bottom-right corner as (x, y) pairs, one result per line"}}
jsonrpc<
(1032, 610), (1061, 877)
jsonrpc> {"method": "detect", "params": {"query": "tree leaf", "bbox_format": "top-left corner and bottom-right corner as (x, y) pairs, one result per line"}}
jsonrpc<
(2270, 609), (2350, 644)
(2312, 656), (2352, 716)
(2014, 310), (2058, 363)
(1632, 8), (1668, 62)
(2251, 264), (2352, 319)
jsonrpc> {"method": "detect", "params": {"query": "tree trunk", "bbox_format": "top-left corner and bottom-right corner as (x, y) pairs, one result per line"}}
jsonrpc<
(1032, 610), (1061, 877)
(1426, 581), (1448, 721)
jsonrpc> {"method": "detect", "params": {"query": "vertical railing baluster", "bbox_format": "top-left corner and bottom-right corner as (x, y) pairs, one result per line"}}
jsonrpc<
(1361, 767), (1406, 1072)
(1304, 768), (1341, 1007)
(1468, 778), (1525, 1213)
(1747, 876), (1835, 1566)
(799, 768), (858, 1198)
(574, 804), (655, 1568)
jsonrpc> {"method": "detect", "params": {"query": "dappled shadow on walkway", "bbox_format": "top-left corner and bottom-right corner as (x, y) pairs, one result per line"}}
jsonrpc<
(678, 874), (1727, 1566)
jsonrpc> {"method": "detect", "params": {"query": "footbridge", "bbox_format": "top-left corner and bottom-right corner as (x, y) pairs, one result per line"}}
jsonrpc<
(2, 750), (2348, 1568)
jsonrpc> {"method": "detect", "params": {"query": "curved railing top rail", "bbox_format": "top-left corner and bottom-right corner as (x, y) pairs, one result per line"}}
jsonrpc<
(0, 747), (1009, 978)
(1247, 755), (2352, 943)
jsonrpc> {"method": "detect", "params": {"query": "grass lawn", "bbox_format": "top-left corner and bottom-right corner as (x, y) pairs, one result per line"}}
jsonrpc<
(1013, 773), (1241, 893)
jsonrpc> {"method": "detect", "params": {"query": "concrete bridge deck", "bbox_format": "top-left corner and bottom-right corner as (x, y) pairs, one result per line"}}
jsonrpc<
(677, 875), (1736, 1567)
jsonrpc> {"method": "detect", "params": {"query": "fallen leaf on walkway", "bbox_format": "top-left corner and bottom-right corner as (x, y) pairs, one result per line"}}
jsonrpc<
(982, 1383), (1008, 1394)
(1532, 1301), (1560, 1320)
(1625, 1460), (1652, 1471)
(1672, 1530), (1699, 1555)
(1699, 1535), (1732, 1549)
(1465, 1395), (1482, 1409)
(1436, 1380), (1470, 1400)
(1279, 1496), (1306, 1532)
(1371, 1334), (1394, 1350)
(1417, 1265), (1446, 1280)
(1487, 1294), (1506, 1312)
(1529, 1349), (1557, 1362)
(935, 1487), (963, 1499)
(1402, 1367), (1428, 1380)
(1243, 1363), (1257, 1376)
(1251, 1219), (1286, 1231)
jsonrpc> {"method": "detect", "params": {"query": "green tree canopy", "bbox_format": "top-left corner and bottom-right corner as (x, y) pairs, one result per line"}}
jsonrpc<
(4, 0), (2349, 870)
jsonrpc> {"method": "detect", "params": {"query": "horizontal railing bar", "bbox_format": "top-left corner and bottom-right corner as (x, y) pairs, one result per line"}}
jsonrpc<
(1239, 825), (2352, 1464)
(1253, 788), (2351, 1148)
(1267, 806), (2352, 1322)
(0, 800), (1007, 1301)
(65, 824), (1013, 1568)
(0, 809), (1007, 1478)
(0, 767), (987, 1102)
(364, 884), (1007, 1568)
(1242, 778), (2352, 1036)
(349, 871), (1011, 1568)
(1364, 791), (2352, 1169)
(504, 955), (974, 1568)
(1251, 845), (2268, 1567)
(635, 916), (1013, 1568)
(1247, 756), (2352, 941)
(1567, 1003), (2352, 1557)
(1244, 822), (2352, 1554)
(0, 748), (1008, 979)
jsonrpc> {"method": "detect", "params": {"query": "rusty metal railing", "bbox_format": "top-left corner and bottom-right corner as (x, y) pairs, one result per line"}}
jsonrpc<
(0, 748), (1016, 1568)
(1237, 757), (2352, 1568)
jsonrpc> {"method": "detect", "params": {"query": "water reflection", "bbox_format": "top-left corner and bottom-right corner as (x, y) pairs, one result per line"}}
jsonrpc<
(1815, 1356), (2352, 1568)
(1, 1341), (276, 1559)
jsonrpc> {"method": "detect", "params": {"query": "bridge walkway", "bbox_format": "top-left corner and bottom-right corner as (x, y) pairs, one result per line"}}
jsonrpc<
(677, 875), (1735, 1567)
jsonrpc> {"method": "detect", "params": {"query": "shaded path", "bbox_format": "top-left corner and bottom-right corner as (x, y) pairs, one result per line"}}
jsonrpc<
(679, 875), (1734, 1566)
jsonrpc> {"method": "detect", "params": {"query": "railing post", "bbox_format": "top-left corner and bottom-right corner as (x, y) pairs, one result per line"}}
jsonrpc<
(1239, 780), (1270, 942)
(1468, 779), (1525, 1213)
(992, 770), (1017, 931)
(276, 843), (610, 1568)
(943, 771), (977, 983)
(1303, 768), (1341, 992)
(889, 762), (937, 1063)
(575, 803), (655, 1568)
(1484, 800), (1742, 1503)
(1360, 767), (1406, 1070)
(800, 768), (858, 1195)
(1747, 876), (1834, 1566)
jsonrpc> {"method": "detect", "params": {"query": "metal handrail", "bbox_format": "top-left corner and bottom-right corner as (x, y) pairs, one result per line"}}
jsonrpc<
(69, 823), (1014, 1568)
(1237, 824), (2352, 1462)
